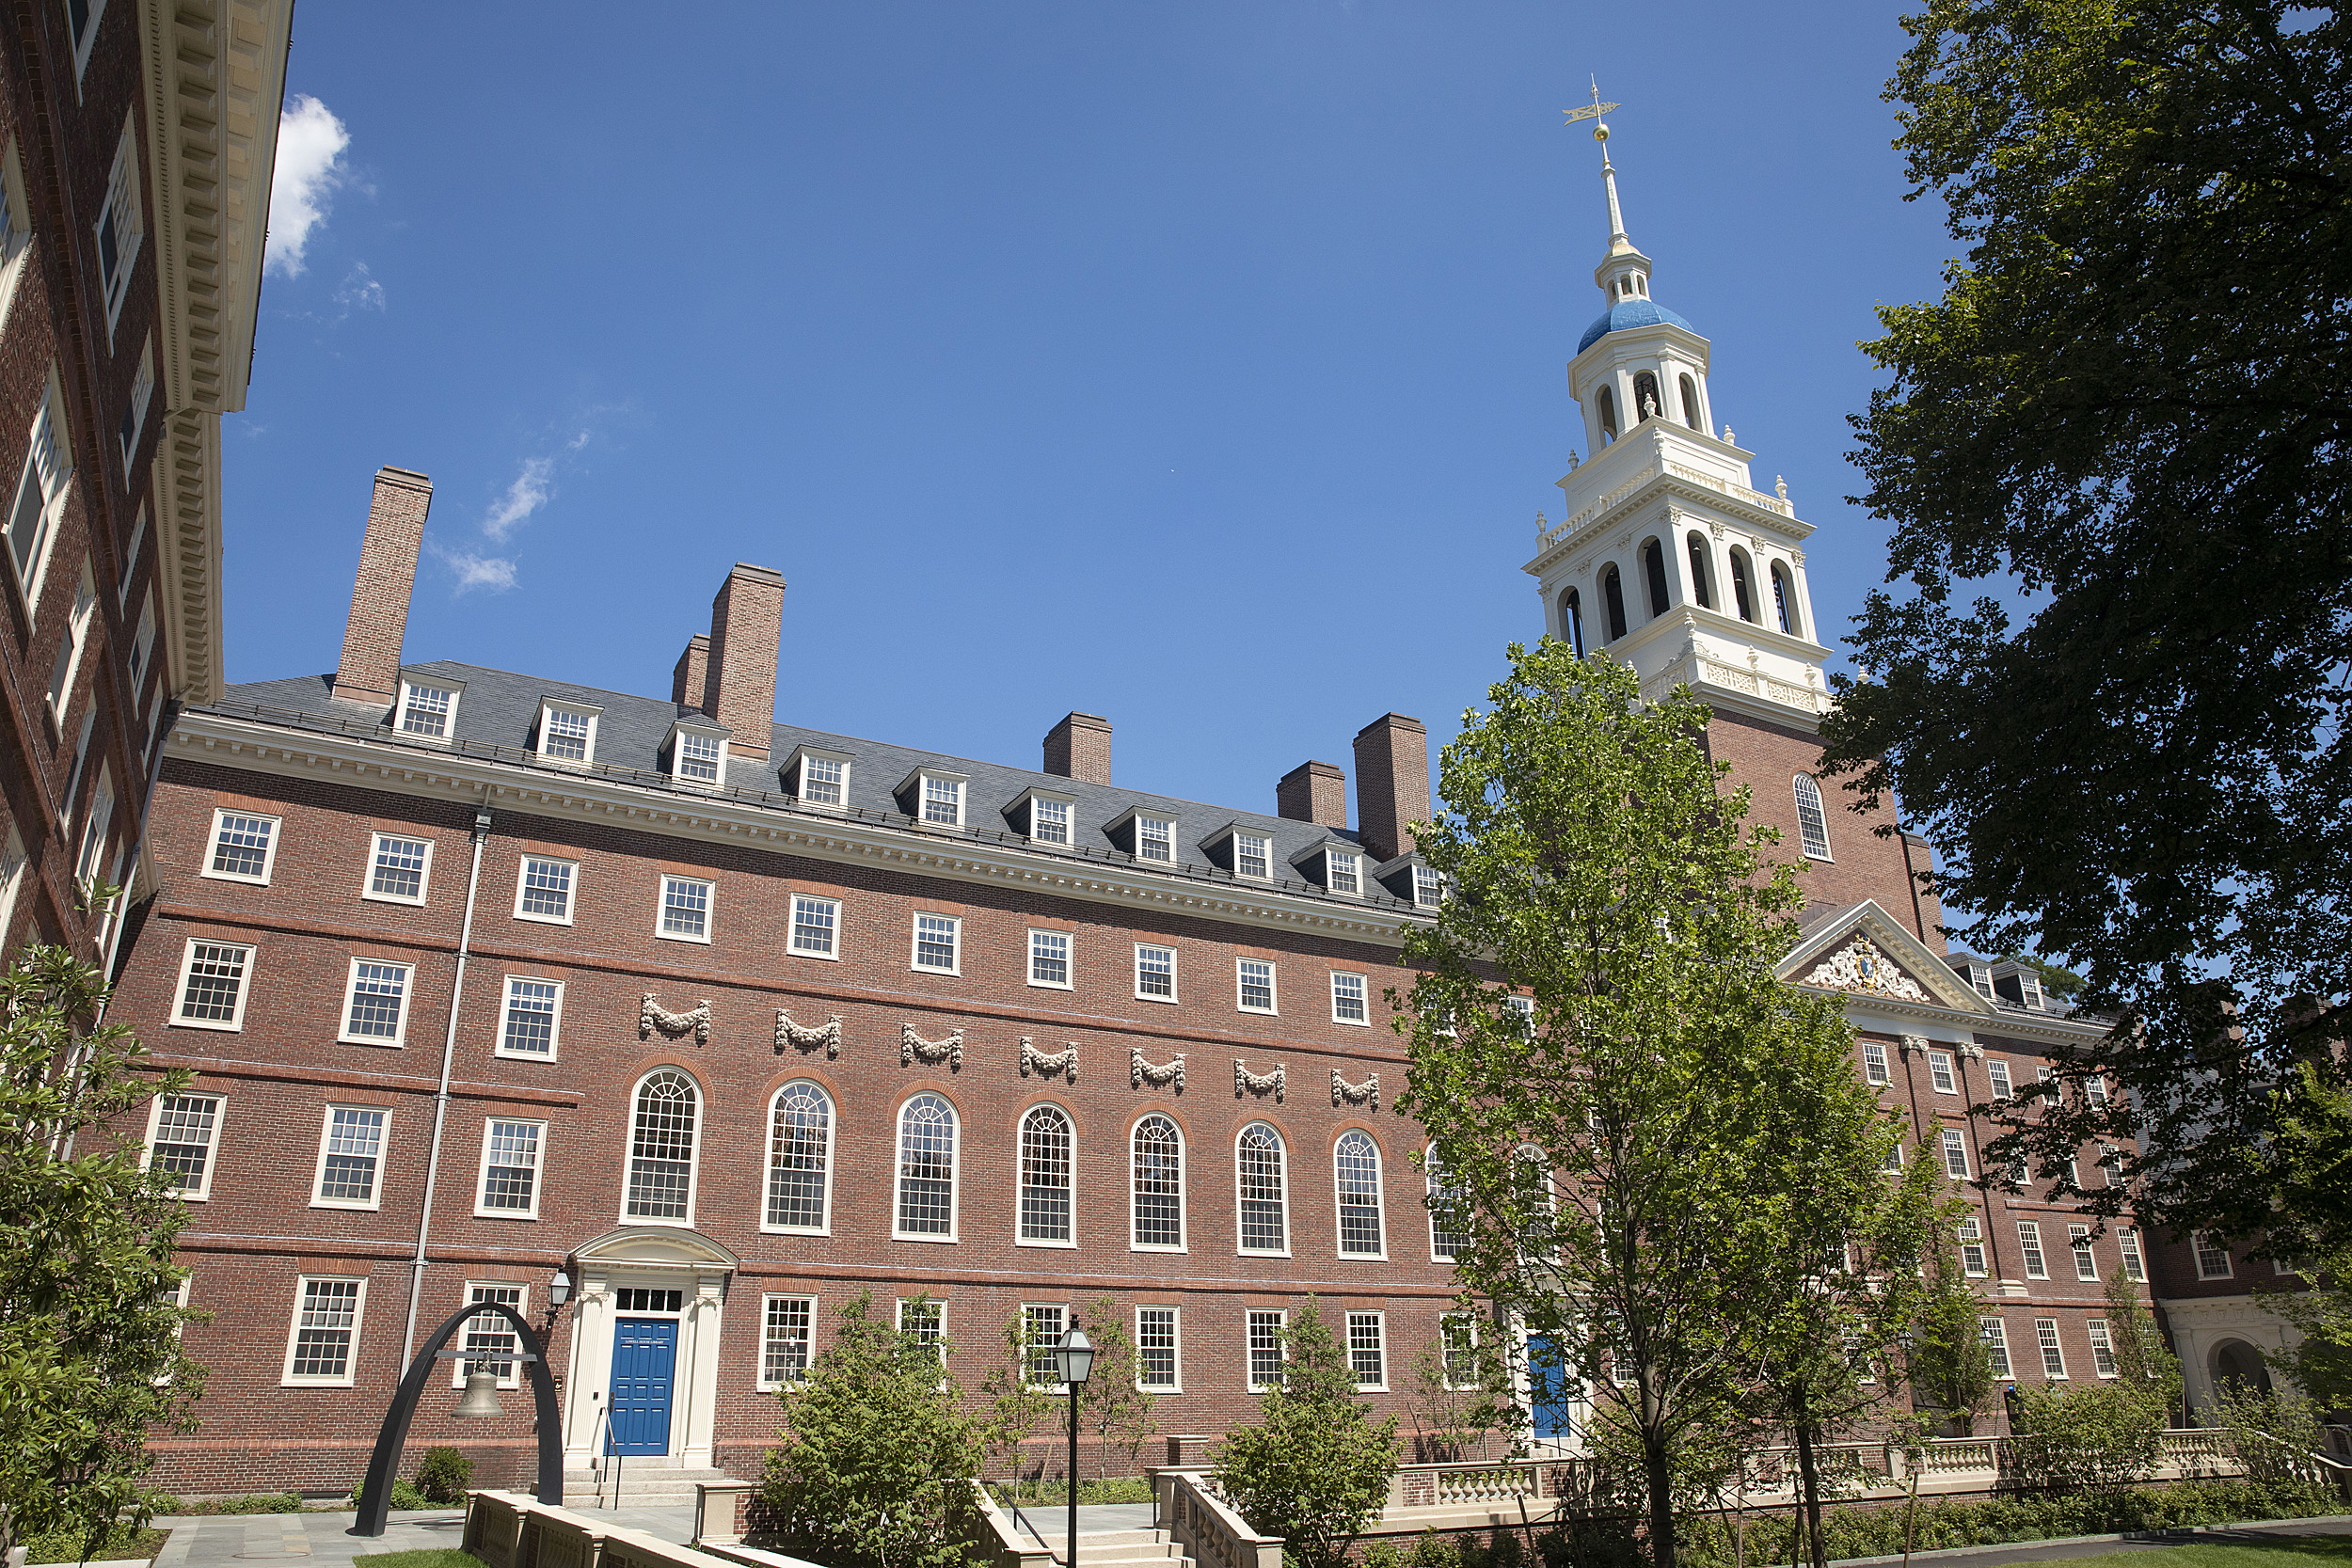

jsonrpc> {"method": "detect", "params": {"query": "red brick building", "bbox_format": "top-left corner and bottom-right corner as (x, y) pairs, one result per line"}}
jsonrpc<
(0, 0), (290, 964)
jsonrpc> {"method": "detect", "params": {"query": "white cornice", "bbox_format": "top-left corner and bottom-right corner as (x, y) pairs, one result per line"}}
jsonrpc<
(170, 711), (1426, 947)
(1527, 458), (1814, 578)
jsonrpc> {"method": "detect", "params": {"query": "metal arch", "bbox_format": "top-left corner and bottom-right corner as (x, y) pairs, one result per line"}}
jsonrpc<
(351, 1300), (563, 1537)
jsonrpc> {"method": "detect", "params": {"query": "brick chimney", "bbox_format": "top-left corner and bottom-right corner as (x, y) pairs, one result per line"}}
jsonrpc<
(1277, 760), (1346, 828)
(333, 467), (433, 706)
(1043, 712), (1112, 784)
(672, 634), (710, 712)
(701, 563), (785, 761)
(1353, 713), (1429, 863)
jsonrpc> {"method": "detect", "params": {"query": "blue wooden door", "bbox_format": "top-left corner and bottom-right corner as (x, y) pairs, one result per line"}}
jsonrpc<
(1526, 1332), (1575, 1438)
(608, 1318), (678, 1455)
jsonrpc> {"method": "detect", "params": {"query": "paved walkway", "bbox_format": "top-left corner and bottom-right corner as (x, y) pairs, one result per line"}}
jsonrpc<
(124, 1504), (698, 1568)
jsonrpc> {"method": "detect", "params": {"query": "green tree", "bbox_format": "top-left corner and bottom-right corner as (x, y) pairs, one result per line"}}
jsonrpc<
(977, 1309), (1055, 1497)
(1076, 1297), (1157, 1480)
(2100, 1275), (2182, 1417)
(2005, 1382), (2165, 1494)
(1405, 1310), (1511, 1463)
(1394, 640), (1900, 1568)
(1210, 1300), (1399, 1568)
(762, 1293), (981, 1568)
(0, 944), (205, 1559)
(1820, 0), (2352, 1258)
(1905, 1249), (1995, 1437)
(2257, 1244), (2352, 1411)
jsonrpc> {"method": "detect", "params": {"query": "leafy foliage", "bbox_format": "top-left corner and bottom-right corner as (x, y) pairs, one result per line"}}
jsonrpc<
(1210, 1300), (1399, 1568)
(1820, 0), (2352, 1258)
(413, 1448), (475, 1506)
(2006, 1382), (2166, 1494)
(2100, 1275), (2182, 1416)
(1076, 1297), (1157, 1480)
(977, 1309), (1055, 1490)
(2255, 1245), (2352, 1410)
(0, 944), (205, 1558)
(761, 1294), (981, 1568)
(1405, 1312), (1512, 1463)
(2210, 1384), (2331, 1492)
(1906, 1249), (1995, 1435)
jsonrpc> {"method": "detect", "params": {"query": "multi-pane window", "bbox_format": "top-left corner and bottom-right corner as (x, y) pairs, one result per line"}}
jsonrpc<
(539, 705), (596, 763)
(1883, 1139), (1905, 1172)
(2118, 1227), (2148, 1283)
(368, 833), (431, 903)
(1030, 797), (1070, 845)
(1233, 832), (1270, 879)
(314, 1107), (387, 1207)
(207, 811), (278, 882)
(660, 876), (712, 942)
(675, 730), (723, 783)
(342, 959), (412, 1044)
(1023, 1304), (1068, 1387)
(1325, 848), (1360, 895)
(1237, 1122), (1288, 1254)
(1940, 1127), (1970, 1180)
(1426, 1149), (1467, 1262)
(2195, 1233), (2233, 1279)
(914, 913), (960, 973)
(1136, 943), (1175, 1001)
(1793, 773), (1832, 859)
(1505, 994), (1535, 1035)
(500, 978), (562, 1058)
(767, 1083), (833, 1231)
(1859, 1041), (1890, 1085)
(1136, 816), (1174, 863)
(790, 895), (839, 958)
(8, 375), (67, 595)
(1132, 1115), (1183, 1249)
(1137, 1307), (1179, 1389)
(1414, 865), (1443, 907)
(896, 1094), (958, 1238)
(478, 1119), (541, 1215)
(1957, 1218), (1987, 1276)
(2017, 1222), (2048, 1279)
(1330, 972), (1369, 1024)
(921, 774), (962, 825)
(95, 119), (144, 327)
(801, 755), (846, 806)
(399, 682), (456, 737)
(2087, 1320), (2119, 1378)
(1237, 958), (1276, 1013)
(1980, 1317), (2012, 1379)
(516, 856), (575, 922)
(2035, 1318), (2067, 1378)
(761, 1296), (816, 1388)
(1335, 1131), (1384, 1256)
(1987, 1060), (2014, 1101)
(2085, 1076), (2110, 1107)
(1029, 929), (1071, 988)
(285, 1278), (364, 1385)
(625, 1070), (699, 1222)
(1441, 1315), (1480, 1389)
(457, 1284), (526, 1387)
(2070, 1224), (2100, 1280)
(1929, 1051), (1957, 1093)
(175, 940), (252, 1029)
(148, 1093), (222, 1197)
(1019, 1105), (1073, 1243)
(119, 337), (154, 467)
(1346, 1311), (1387, 1387)
(897, 1298), (945, 1358)
(1247, 1310), (1286, 1391)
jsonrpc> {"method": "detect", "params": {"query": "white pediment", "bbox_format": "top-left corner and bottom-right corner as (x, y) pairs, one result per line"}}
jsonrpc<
(1777, 900), (1995, 1019)
(573, 1225), (740, 1272)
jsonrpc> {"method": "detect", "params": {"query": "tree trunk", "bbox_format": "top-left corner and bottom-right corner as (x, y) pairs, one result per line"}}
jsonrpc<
(1792, 1419), (1827, 1568)
(1643, 1430), (1677, 1568)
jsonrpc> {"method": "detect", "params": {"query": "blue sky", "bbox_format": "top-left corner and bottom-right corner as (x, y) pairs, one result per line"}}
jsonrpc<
(232, 1), (1951, 820)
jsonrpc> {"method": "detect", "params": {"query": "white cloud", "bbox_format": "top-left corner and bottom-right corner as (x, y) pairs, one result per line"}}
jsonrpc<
(266, 95), (351, 277)
(334, 261), (385, 313)
(482, 457), (553, 543)
(429, 541), (516, 594)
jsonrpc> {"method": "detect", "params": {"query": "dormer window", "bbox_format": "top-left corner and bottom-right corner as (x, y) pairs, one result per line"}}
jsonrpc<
(1326, 847), (1361, 895)
(1011, 788), (1075, 845)
(536, 700), (600, 765)
(784, 747), (852, 809)
(1233, 831), (1270, 879)
(669, 721), (728, 785)
(1136, 815), (1174, 863)
(396, 677), (463, 739)
(898, 768), (967, 827)
(1414, 865), (1443, 908)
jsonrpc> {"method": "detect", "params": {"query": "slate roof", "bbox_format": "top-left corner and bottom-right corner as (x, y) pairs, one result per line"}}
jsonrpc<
(1576, 298), (1696, 355)
(209, 662), (1422, 912)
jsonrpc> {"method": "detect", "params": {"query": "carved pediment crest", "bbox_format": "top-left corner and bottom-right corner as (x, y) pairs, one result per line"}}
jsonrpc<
(1803, 938), (1929, 1004)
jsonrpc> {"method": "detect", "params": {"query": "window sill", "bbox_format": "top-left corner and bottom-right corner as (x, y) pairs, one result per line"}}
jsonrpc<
(1131, 1243), (1187, 1255)
(494, 1049), (558, 1064)
(1029, 978), (1074, 992)
(338, 1035), (406, 1049)
(1238, 1006), (1279, 1018)
(199, 869), (272, 887)
(1136, 992), (1178, 1006)
(1015, 1237), (1077, 1250)
(514, 911), (576, 927)
(657, 930), (714, 946)
(789, 946), (840, 962)
(760, 1223), (833, 1238)
(310, 1199), (384, 1212)
(361, 891), (428, 907)
(1238, 1247), (1293, 1259)
(893, 1231), (960, 1244)
(474, 1208), (540, 1221)
(912, 965), (962, 978)
(169, 1017), (244, 1033)
(1331, 1017), (1373, 1028)
(281, 1376), (357, 1389)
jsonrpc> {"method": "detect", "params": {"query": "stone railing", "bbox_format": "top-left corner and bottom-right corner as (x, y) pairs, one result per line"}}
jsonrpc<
(1154, 1469), (1284, 1568)
(1662, 462), (1794, 518)
(1918, 1438), (1997, 1475)
(1534, 451), (1794, 554)
(1390, 1460), (1552, 1510)
(463, 1489), (827, 1568)
(970, 1477), (1059, 1568)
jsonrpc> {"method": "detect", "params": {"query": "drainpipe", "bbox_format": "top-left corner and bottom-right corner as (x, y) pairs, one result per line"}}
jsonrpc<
(405, 802), (493, 1362)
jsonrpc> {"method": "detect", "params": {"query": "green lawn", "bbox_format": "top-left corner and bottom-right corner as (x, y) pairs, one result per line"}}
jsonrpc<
(2038, 1538), (2352, 1568)
(352, 1551), (485, 1568)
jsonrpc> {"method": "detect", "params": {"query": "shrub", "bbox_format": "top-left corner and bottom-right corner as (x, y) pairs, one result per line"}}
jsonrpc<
(2005, 1381), (2164, 1492)
(161, 1495), (303, 1516)
(17, 1523), (169, 1563)
(414, 1449), (476, 1506)
(1211, 1300), (1400, 1568)
(349, 1478), (434, 1512)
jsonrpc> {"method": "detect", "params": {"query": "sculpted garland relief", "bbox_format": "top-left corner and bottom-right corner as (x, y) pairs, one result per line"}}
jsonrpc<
(1131, 1048), (1184, 1092)
(900, 1022), (964, 1070)
(639, 993), (712, 1045)
(1331, 1070), (1378, 1111)
(775, 1009), (843, 1058)
(1019, 1037), (1077, 1082)
(1235, 1059), (1285, 1102)
(1802, 938), (1930, 1004)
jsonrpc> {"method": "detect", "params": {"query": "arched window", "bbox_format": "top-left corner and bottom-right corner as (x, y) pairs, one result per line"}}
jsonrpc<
(1642, 539), (1670, 618)
(1601, 565), (1629, 641)
(1335, 1131), (1385, 1256)
(1236, 1122), (1288, 1254)
(1771, 563), (1798, 635)
(1596, 384), (1618, 443)
(1728, 549), (1756, 624)
(1685, 532), (1713, 610)
(1632, 372), (1661, 422)
(1678, 373), (1702, 431)
(1018, 1104), (1073, 1243)
(1559, 589), (1585, 657)
(1132, 1114), (1184, 1249)
(765, 1081), (833, 1231)
(896, 1093), (959, 1238)
(1425, 1147), (1468, 1262)
(625, 1069), (698, 1222)
(1793, 773), (1832, 861)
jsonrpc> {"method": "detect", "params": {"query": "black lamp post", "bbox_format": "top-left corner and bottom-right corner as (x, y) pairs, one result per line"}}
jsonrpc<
(1053, 1314), (1095, 1564)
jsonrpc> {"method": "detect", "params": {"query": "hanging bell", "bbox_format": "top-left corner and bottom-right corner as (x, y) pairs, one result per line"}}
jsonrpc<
(454, 1369), (505, 1419)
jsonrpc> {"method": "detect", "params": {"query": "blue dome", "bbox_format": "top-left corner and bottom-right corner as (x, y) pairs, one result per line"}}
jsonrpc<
(1576, 299), (1694, 355)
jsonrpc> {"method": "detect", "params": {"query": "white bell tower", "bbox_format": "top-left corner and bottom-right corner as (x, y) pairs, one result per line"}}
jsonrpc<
(1527, 88), (1834, 730)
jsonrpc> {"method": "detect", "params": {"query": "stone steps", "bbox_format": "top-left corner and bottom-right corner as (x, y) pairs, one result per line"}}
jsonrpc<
(560, 1462), (731, 1508)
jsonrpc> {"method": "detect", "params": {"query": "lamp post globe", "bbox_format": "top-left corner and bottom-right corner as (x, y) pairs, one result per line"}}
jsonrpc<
(548, 1270), (573, 1308)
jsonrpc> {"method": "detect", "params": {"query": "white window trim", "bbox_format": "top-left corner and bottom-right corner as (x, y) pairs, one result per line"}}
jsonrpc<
(1134, 942), (1178, 1005)
(657, 873), (716, 945)
(337, 956), (416, 1047)
(902, 767), (970, 828)
(309, 1104), (389, 1212)
(119, 334), (153, 470)
(513, 855), (579, 927)
(449, 1282), (532, 1388)
(1334, 1131), (1388, 1260)
(170, 937), (253, 1032)
(1235, 1123), (1292, 1259)
(1324, 846), (1363, 895)
(1015, 1101), (1078, 1251)
(761, 1081), (836, 1237)
(95, 111), (142, 339)
(1221, 827), (1274, 881)
(1958, 1217), (1987, 1276)
(1236, 957), (1279, 1016)
(1345, 1308), (1390, 1392)
(2195, 1234), (2234, 1279)
(1940, 1126), (1971, 1180)
(910, 911), (961, 976)
(8, 368), (72, 611)
(1988, 1060), (2013, 1101)
(45, 557), (97, 732)
(667, 719), (730, 785)
(1928, 1051), (1958, 1094)
(2019, 1221), (2049, 1279)
(361, 830), (436, 906)
(2070, 1224), (2101, 1281)
(1021, 788), (1077, 847)
(788, 893), (842, 961)
(1981, 1317), (2013, 1381)
(2087, 1318), (2120, 1379)
(1128, 1113), (1187, 1255)
(1247, 1308), (1290, 1392)
(785, 746), (854, 811)
(1861, 1040), (1890, 1085)
(756, 1292), (820, 1391)
(1021, 1302), (1073, 1392)
(280, 1275), (367, 1388)
(473, 1117), (547, 1219)
(1412, 864), (1444, 908)
(200, 806), (281, 886)
(0, 137), (34, 339)
(2119, 1227), (2148, 1283)
(1438, 1314), (1481, 1392)
(892, 1091), (961, 1243)
(1426, 1145), (1464, 1264)
(535, 699), (602, 766)
(1135, 1305), (1183, 1393)
(394, 676), (465, 740)
(141, 1089), (223, 1201)
(2035, 1317), (2069, 1380)
(618, 1068), (703, 1229)
(1110, 806), (1179, 863)
(1329, 970), (1372, 1027)
(1027, 927), (1074, 991)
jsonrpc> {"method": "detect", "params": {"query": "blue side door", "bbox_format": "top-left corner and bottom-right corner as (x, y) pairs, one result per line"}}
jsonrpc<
(608, 1318), (678, 1456)
(1526, 1332), (1575, 1439)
